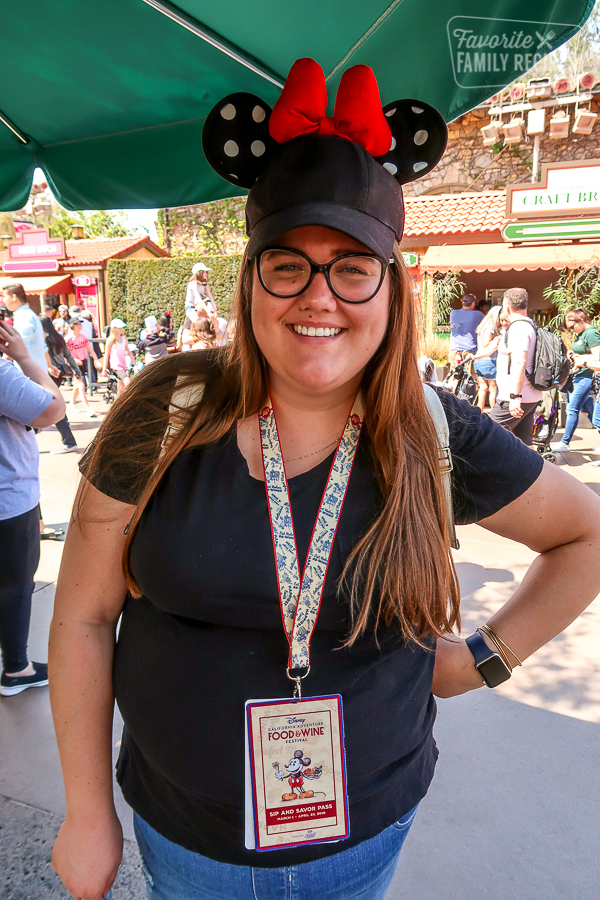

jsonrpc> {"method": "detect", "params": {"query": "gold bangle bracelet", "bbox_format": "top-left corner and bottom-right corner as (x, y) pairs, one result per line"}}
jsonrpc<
(476, 626), (512, 671)
(479, 624), (522, 667)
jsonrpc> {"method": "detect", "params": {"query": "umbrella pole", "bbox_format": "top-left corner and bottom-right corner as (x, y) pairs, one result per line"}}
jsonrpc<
(140, 0), (284, 88)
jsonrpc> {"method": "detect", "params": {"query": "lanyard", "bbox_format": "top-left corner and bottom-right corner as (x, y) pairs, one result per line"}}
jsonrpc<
(259, 397), (363, 696)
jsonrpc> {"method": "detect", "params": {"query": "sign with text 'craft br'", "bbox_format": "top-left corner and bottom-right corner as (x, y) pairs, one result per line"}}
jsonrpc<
(506, 160), (600, 220)
(3, 228), (65, 273)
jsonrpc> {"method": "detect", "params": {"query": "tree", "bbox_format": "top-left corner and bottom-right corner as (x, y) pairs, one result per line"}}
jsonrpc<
(544, 268), (600, 328)
(48, 205), (137, 240)
(526, 1), (600, 85)
(158, 197), (247, 256)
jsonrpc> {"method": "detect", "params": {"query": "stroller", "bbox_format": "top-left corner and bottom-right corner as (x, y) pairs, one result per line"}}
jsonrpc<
(103, 368), (119, 403)
(442, 358), (478, 405)
(531, 388), (560, 464)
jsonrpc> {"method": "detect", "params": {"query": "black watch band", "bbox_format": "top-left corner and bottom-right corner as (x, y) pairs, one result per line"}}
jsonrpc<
(465, 633), (512, 688)
(509, 393), (522, 399)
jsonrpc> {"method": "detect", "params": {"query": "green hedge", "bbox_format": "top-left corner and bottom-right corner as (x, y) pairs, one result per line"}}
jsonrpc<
(106, 255), (242, 337)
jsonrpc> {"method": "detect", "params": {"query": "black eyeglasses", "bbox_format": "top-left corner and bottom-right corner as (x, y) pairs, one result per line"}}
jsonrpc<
(257, 247), (392, 304)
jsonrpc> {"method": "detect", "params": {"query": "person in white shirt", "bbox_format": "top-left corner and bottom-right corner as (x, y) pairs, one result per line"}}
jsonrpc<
(78, 309), (93, 341)
(54, 305), (70, 337)
(2, 283), (58, 378)
(489, 287), (542, 445)
(185, 263), (216, 317)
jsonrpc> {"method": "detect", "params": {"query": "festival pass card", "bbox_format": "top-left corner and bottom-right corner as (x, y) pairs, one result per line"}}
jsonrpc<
(246, 695), (349, 851)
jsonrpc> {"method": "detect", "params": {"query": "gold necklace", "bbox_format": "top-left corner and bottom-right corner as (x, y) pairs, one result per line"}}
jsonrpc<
(283, 438), (339, 463)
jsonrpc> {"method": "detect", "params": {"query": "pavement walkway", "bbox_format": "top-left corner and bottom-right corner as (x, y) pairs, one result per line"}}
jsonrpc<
(1, 389), (599, 899)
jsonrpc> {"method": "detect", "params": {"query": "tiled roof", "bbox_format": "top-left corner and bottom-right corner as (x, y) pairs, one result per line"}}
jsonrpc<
(61, 235), (169, 266)
(403, 191), (506, 237)
(0, 235), (168, 267)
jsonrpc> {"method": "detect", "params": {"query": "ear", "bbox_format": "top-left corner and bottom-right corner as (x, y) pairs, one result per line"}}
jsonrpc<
(202, 92), (277, 189)
(375, 100), (447, 185)
(294, 750), (304, 759)
(302, 757), (311, 766)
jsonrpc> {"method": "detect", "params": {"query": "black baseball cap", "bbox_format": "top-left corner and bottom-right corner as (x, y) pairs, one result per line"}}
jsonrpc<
(245, 134), (404, 260)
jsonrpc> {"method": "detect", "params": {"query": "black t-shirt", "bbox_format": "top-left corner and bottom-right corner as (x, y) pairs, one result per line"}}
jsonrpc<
(82, 389), (542, 867)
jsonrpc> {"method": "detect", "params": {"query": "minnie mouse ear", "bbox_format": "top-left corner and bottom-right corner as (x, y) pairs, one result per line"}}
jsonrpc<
(375, 100), (447, 185)
(202, 93), (277, 189)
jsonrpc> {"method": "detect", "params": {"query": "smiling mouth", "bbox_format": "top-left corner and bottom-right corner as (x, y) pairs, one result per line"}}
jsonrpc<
(291, 325), (343, 337)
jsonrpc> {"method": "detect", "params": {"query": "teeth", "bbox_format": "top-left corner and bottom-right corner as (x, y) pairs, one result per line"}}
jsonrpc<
(292, 325), (341, 336)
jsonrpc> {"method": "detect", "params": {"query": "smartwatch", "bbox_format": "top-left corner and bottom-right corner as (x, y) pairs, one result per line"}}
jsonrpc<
(509, 393), (522, 399)
(465, 633), (512, 688)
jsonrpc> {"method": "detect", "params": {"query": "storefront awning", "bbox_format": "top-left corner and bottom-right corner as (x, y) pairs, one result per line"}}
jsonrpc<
(421, 241), (600, 274)
(0, 2), (592, 210)
(0, 273), (73, 294)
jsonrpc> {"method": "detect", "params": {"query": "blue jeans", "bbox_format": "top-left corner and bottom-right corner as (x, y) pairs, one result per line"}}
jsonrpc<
(563, 376), (595, 444)
(54, 415), (77, 448)
(134, 805), (418, 900)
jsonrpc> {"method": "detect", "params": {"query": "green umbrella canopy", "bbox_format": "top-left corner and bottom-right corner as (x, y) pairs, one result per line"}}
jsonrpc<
(0, 0), (593, 210)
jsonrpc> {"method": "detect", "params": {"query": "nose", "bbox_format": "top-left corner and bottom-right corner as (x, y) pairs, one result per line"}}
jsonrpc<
(297, 271), (338, 312)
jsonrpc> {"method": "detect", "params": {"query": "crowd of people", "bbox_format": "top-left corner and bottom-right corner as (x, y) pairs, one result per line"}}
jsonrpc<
(0, 261), (236, 701)
(0, 265), (238, 436)
(435, 285), (600, 452)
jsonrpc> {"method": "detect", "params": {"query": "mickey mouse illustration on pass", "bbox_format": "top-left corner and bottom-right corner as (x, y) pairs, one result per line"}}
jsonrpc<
(272, 750), (323, 802)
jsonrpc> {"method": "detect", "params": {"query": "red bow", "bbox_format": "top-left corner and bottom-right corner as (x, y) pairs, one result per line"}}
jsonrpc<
(269, 58), (392, 157)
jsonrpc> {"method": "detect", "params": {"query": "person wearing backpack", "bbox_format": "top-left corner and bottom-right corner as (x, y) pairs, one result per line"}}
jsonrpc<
(552, 308), (600, 453)
(489, 288), (542, 445)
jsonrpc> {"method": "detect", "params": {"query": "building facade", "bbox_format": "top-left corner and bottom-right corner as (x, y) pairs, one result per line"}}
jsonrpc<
(0, 232), (168, 332)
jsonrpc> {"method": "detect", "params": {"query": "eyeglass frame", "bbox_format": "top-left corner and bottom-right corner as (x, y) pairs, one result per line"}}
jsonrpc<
(256, 246), (394, 305)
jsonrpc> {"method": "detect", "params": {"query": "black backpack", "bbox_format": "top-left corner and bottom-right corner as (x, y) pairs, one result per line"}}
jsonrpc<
(505, 319), (570, 392)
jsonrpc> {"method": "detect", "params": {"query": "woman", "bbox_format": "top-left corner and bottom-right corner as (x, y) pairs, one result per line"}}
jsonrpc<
(65, 318), (98, 418)
(471, 305), (502, 412)
(39, 315), (80, 453)
(185, 262), (217, 317)
(49, 59), (600, 900)
(101, 318), (135, 395)
(552, 308), (600, 452)
(189, 317), (218, 351)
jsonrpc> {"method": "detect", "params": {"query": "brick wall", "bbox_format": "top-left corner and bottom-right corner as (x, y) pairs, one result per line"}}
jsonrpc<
(405, 97), (600, 196)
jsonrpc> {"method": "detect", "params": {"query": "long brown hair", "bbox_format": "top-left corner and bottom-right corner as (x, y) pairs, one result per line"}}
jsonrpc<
(191, 317), (218, 348)
(80, 246), (460, 644)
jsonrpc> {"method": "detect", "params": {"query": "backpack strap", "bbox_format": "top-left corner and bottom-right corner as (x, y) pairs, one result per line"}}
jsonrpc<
(423, 384), (459, 550)
(504, 317), (536, 375)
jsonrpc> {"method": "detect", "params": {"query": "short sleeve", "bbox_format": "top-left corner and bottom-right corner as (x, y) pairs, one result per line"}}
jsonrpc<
(436, 388), (544, 524)
(506, 321), (533, 353)
(79, 433), (144, 505)
(584, 328), (600, 350)
(0, 359), (53, 425)
(78, 350), (219, 506)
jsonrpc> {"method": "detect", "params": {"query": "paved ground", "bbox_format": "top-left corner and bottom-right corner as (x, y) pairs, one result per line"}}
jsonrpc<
(1, 387), (599, 899)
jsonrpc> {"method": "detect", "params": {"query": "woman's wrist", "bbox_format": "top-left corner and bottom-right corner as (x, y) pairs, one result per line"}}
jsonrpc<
(64, 793), (118, 826)
(432, 636), (483, 698)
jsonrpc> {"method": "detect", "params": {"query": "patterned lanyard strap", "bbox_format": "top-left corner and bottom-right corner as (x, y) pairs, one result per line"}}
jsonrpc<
(259, 397), (363, 696)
